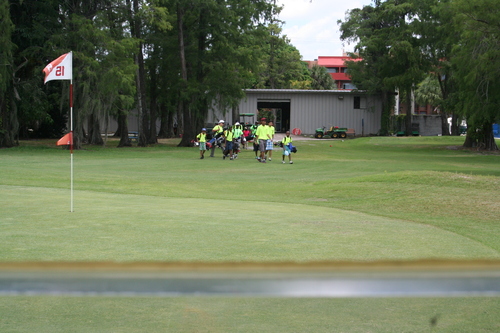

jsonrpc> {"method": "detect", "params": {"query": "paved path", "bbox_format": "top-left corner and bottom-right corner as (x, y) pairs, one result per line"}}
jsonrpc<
(242, 133), (314, 150)
(273, 133), (316, 141)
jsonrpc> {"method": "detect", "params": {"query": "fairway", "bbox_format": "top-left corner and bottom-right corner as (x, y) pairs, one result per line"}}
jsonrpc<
(2, 136), (499, 263)
(1, 136), (499, 332)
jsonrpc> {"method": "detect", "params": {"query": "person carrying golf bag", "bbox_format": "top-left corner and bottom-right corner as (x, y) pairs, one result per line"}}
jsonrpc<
(209, 120), (225, 157)
(222, 125), (235, 160)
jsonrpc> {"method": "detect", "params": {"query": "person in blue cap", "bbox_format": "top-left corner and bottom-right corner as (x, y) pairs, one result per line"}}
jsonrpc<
(196, 128), (207, 159)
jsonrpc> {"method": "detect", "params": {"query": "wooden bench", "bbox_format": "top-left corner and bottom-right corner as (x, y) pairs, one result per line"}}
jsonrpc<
(346, 128), (356, 137)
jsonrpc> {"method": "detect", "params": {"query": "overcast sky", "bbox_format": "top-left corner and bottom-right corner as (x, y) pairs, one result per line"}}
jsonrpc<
(277, 0), (373, 60)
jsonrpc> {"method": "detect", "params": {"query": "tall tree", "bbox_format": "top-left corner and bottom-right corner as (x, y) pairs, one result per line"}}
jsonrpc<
(414, 75), (441, 111)
(8, 0), (70, 143)
(450, 0), (499, 150)
(0, 0), (15, 147)
(412, 0), (458, 136)
(171, 0), (276, 147)
(126, 0), (149, 146)
(309, 65), (335, 90)
(339, 0), (428, 135)
(254, 25), (308, 89)
(44, 0), (139, 148)
(339, 2), (397, 135)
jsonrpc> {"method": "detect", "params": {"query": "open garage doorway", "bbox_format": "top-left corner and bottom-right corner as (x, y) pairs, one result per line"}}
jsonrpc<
(257, 100), (291, 133)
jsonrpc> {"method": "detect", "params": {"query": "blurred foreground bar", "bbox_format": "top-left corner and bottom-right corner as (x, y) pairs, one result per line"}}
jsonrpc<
(1, 260), (500, 297)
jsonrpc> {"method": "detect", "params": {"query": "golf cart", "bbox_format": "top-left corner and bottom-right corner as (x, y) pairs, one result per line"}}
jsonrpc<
(239, 113), (255, 127)
(315, 126), (348, 139)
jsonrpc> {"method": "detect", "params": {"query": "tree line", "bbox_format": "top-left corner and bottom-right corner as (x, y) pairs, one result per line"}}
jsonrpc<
(2, 0), (497, 150)
(338, 0), (499, 150)
(0, 0), (334, 148)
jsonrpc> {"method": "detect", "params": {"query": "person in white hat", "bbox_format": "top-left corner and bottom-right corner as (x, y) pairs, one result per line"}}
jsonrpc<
(232, 122), (244, 158)
(209, 120), (225, 157)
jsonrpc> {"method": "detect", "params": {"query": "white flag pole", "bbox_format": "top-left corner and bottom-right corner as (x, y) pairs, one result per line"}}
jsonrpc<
(44, 51), (74, 212)
(70, 77), (74, 213)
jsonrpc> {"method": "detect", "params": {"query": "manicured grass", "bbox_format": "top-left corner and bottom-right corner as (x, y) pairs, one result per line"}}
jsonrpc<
(1, 136), (499, 331)
(2, 185), (496, 262)
(1, 296), (499, 333)
(2, 136), (499, 261)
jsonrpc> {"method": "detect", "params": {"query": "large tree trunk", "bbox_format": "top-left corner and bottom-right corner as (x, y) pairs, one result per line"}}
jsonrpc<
(74, 115), (86, 147)
(231, 105), (239, 125)
(176, 5), (192, 147)
(158, 104), (173, 138)
(129, 0), (148, 147)
(405, 90), (412, 135)
(0, 93), (19, 148)
(463, 121), (499, 151)
(148, 69), (158, 144)
(135, 52), (146, 147)
(113, 115), (123, 137)
(440, 113), (450, 136)
(117, 113), (132, 147)
(148, 105), (158, 144)
(451, 114), (460, 136)
(139, 53), (150, 146)
(379, 91), (391, 136)
(87, 113), (103, 145)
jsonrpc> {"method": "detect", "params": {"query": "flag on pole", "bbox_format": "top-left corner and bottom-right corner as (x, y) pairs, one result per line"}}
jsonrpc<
(44, 52), (75, 212)
(43, 52), (73, 84)
(57, 132), (73, 146)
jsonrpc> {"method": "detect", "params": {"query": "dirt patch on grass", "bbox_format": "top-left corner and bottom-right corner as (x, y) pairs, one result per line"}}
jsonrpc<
(446, 145), (500, 155)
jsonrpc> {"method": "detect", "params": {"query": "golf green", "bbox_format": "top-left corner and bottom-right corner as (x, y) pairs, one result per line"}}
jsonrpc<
(2, 184), (497, 262)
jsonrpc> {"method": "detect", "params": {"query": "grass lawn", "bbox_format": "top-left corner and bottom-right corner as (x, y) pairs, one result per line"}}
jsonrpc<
(1, 136), (499, 332)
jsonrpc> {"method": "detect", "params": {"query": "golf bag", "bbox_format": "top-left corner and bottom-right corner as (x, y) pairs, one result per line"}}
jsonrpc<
(232, 138), (241, 158)
(209, 132), (225, 150)
(280, 142), (297, 153)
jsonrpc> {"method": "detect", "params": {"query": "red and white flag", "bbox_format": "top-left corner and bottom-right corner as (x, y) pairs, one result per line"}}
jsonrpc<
(57, 132), (73, 146)
(43, 52), (73, 84)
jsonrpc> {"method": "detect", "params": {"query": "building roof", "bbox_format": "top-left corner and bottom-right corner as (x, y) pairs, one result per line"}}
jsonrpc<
(317, 56), (362, 67)
(244, 89), (366, 94)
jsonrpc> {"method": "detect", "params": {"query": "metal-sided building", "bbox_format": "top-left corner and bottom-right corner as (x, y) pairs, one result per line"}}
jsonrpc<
(207, 89), (383, 135)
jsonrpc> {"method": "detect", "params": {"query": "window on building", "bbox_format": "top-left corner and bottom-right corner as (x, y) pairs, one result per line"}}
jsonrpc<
(354, 96), (361, 109)
(343, 83), (357, 90)
(326, 67), (338, 73)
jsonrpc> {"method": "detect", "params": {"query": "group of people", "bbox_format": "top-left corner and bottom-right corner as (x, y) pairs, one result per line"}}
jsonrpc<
(195, 118), (293, 164)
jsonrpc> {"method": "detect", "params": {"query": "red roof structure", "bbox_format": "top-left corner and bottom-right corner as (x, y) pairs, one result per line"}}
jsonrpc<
(317, 55), (362, 90)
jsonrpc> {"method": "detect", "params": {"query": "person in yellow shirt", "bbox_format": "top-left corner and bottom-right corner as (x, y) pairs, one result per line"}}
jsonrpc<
(255, 118), (270, 163)
(281, 130), (293, 164)
(209, 120), (225, 157)
(222, 125), (235, 160)
(266, 120), (275, 161)
(232, 122), (244, 158)
(196, 128), (207, 159)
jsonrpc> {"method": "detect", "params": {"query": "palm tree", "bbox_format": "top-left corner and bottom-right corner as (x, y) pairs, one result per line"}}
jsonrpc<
(309, 65), (335, 90)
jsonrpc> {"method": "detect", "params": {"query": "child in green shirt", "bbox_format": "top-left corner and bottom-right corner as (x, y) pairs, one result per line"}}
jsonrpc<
(282, 130), (293, 164)
(196, 128), (207, 159)
(222, 125), (235, 160)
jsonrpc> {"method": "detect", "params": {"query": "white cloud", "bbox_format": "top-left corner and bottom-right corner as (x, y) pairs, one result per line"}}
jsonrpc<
(277, 0), (373, 60)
